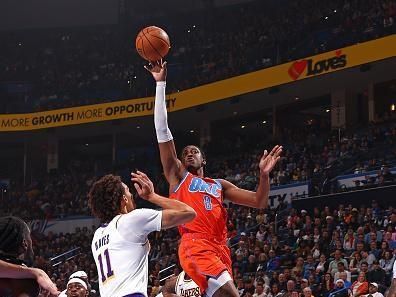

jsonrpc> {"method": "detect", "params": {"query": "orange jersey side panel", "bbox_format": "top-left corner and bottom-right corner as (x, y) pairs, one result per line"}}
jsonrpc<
(170, 172), (228, 240)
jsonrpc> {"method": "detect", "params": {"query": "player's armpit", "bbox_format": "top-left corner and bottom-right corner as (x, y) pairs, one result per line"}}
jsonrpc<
(158, 141), (184, 185)
(221, 179), (262, 208)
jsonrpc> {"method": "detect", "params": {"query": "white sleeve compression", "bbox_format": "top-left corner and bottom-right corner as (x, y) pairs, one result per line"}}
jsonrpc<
(154, 81), (173, 143)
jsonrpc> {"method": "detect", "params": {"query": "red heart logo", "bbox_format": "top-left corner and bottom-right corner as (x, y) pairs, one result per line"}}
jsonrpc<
(335, 50), (342, 57)
(288, 60), (307, 80)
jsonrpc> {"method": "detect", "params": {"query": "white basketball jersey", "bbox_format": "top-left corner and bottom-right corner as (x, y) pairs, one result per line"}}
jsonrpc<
(91, 209), (162, 297)
(393, 259), (396, 279)
(175, 271), (201, 297)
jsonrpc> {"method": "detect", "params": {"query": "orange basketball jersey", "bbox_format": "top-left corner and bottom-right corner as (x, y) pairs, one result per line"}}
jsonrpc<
(170, 172), (228, 240)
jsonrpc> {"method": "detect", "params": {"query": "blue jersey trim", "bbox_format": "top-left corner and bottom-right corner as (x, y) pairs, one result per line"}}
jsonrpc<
(172, 171), (189, 193)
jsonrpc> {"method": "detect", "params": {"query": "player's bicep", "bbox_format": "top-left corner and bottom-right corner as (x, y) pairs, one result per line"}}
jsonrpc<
(221, 179), (258, 208)
(158, 141), (183, 183)
(161, 208), (195, 230)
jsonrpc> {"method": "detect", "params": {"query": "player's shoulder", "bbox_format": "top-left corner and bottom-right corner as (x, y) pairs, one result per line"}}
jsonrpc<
(216, 178), (234, 189)
(118, 208), (162, 229)
(123, 208), (161, 219)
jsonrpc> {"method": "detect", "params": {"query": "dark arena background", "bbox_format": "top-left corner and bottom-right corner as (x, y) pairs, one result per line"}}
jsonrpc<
(0, 0), (395, 296)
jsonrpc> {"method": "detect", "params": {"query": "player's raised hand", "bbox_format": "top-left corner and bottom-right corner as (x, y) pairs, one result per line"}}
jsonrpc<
(144, 59), (167, 82)
(131, 170), (155, 200)
(259, 145), (282, 175)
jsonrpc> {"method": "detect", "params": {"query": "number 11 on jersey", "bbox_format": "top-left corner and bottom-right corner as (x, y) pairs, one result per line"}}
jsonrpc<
(98, 249), (114, 283)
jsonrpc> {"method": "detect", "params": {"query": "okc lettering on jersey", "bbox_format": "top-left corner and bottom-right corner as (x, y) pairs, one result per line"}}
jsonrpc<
(188, 177), (221, 198)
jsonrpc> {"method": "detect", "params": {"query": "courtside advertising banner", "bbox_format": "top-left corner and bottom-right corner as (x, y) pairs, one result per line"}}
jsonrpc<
(1, 35), (395, 132)
(268, 182), (309, 208)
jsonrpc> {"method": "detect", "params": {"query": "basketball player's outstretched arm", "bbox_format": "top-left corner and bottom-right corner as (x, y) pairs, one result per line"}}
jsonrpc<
(132, 171), (196, 229)
(0, 260), (59, 295)
(145, 60), (184, 188)
(222, 145), (282, 208)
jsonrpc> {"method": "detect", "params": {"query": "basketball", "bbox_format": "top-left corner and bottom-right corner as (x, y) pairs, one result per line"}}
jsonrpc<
(136, 26), (171, 61)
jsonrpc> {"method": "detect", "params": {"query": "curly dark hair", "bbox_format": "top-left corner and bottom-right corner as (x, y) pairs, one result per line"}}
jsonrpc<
(0, 216), (28, 257)
(88, 174), (125, 223)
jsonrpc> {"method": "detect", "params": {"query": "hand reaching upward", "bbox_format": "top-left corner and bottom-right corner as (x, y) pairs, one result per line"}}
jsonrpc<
(131, 171), (155, 200)
(144, 59), (167, 82)
(259, 145), (283, 176)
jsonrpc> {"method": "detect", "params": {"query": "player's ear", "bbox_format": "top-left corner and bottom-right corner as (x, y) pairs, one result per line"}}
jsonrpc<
(20, 238), (28, 255)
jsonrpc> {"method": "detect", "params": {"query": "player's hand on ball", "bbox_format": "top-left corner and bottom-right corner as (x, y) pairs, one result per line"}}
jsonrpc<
(144, 59), (167, 82)
(131, 170), (155, 200)
(259, 145), (282, 176)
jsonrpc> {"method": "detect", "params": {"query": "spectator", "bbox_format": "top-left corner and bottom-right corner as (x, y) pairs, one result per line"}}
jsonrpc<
(329, 279), (351, 297)
(303, 255), (317, 279)
(359, 262), (369, 278)
(339, 272), (352, 289)
(350, 252), (362, 276)
(316, 254), (329, 275)
(344, 228), (357, 255)
(301, 279), (309, 290)
(328, 250), (349, 277)
(278, 274), (287, 291)
(267, 250), (281, 272)
(292, 257), (305, 278)
(284, 280), (296, 297)
(321, 272), (334, 297)
(268, 283), (282, 297)
(334, 263), (351, 284)
(253, 282), (267, 297)
(361, 251), (376, 270)
(351, 272), (369, 297)
(303, 287), (314, 297)
(379, 250), (394, 283)
(363, 282), (383, 297)
(366, 260), (385, 284)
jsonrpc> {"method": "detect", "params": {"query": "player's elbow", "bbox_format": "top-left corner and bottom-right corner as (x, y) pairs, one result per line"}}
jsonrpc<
(162, 207), (196, 229)
(183, 205), (197, 222)
(255, 195), (268, 209)
(177, 205), (196, 225)
(172, 206), (197, 227)
(259, 199), (268, 209)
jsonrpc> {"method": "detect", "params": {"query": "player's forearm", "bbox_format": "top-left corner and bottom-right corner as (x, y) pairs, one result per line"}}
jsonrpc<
(154, 81), (173, 143)
(254, 173), (270, 208)
(0, 260), (38, 279)
(148, 193), (192, 212)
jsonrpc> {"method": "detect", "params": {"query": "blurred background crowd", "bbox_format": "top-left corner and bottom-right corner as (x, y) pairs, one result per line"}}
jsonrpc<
(0, 0), (395, 296)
